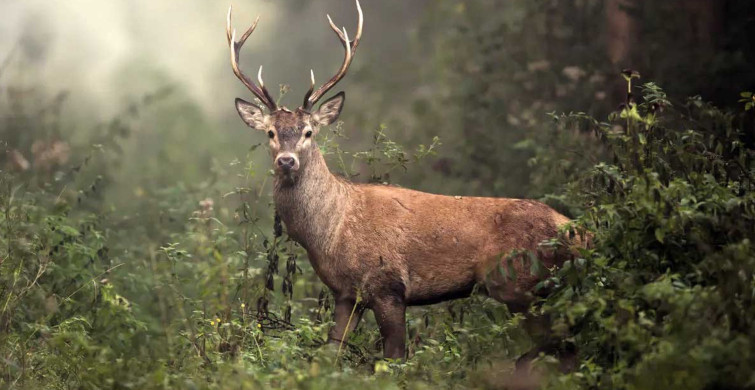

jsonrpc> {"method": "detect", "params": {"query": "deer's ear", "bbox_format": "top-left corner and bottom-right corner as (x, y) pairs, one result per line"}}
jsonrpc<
(235, 98), (269, 130)
(313, 92), (345, 126)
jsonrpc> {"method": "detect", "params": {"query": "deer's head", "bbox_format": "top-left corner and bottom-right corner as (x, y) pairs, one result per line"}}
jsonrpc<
(227, 1), (363, 178)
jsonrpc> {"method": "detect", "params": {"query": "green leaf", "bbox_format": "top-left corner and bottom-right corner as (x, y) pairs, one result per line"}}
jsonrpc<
(654, 228), (665, 243)
(57, 225), (80, 237)
(529, 252), (543, 276)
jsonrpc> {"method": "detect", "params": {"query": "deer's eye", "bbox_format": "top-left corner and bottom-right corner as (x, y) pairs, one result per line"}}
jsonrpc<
(267, 131), (275, 139)
(305, 130), (313, 138)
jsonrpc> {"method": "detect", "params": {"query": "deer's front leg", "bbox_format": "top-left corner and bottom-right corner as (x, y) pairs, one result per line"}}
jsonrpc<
(328, 294), (364, 345)
(372, 297), (407, 359)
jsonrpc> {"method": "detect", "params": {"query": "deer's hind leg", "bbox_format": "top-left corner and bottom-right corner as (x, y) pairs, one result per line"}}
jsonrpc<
(515, 313), (577, 373)
(371, 296), (407, 360)
(479, 255), (576, 373)
(364, 277), (408, 360)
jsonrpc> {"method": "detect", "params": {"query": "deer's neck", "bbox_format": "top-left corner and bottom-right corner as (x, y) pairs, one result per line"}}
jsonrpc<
(273, 148), (351, 256)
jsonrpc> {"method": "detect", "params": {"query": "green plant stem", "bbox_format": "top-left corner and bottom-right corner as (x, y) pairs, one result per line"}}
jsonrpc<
(336, 290), (362, 363)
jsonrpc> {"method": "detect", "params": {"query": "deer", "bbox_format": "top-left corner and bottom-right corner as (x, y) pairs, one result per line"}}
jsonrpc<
(226, 0), (585, 362)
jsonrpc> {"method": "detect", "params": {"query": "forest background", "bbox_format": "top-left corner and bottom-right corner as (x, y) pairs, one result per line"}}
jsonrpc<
(1, 1), (754, 389)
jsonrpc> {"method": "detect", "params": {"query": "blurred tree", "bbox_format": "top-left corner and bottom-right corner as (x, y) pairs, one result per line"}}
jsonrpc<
(408, 0), (754, 203)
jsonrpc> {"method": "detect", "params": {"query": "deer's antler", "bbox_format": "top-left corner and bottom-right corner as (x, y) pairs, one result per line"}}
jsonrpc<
(227, 6), (277, 111)
(303, 0), (363, 111)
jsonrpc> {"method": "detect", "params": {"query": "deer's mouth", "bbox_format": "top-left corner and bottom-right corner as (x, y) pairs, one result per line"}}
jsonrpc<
(276, 170), (300, 187)
(278, 168), (299, 179)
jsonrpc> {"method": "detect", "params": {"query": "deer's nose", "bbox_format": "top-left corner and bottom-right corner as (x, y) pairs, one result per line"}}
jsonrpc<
(276, 155), (298, 171)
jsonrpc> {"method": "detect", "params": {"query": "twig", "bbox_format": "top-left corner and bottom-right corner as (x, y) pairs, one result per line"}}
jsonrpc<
(64, 263), (125, 300)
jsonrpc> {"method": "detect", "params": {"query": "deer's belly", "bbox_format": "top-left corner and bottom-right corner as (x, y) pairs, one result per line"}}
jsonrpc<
(402, 248), (483, 306)
(405, 276), (477, 306)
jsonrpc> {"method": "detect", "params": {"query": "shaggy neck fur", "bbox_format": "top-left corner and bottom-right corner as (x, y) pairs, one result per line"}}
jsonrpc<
(273, 145), (352, 257)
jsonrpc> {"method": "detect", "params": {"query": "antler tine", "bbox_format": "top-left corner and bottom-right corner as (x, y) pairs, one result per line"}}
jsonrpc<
(302, 69), (316, 108)
(227, 5), (277, 111)
(326, 1), (363, 51)
(257, 65), (277, 108)
(303, 0), (363, 110)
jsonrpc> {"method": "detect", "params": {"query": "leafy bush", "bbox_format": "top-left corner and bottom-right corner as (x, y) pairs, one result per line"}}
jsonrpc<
(531, 77), (755, 389)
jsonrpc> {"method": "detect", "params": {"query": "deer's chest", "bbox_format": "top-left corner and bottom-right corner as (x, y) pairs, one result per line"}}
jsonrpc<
(302, 246), (360, 295)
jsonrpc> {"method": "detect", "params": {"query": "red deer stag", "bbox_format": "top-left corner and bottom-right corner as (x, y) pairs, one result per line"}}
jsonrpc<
(227, 1), (582, 360)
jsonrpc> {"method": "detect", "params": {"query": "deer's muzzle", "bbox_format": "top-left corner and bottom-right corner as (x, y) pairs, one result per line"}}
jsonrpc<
(276, 153), (299, 173)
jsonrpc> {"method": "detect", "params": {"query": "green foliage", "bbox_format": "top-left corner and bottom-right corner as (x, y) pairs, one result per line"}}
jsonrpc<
(740, 92), (754, 111)
(532, 78), (755, 389)
(320, 122), (441, 184)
